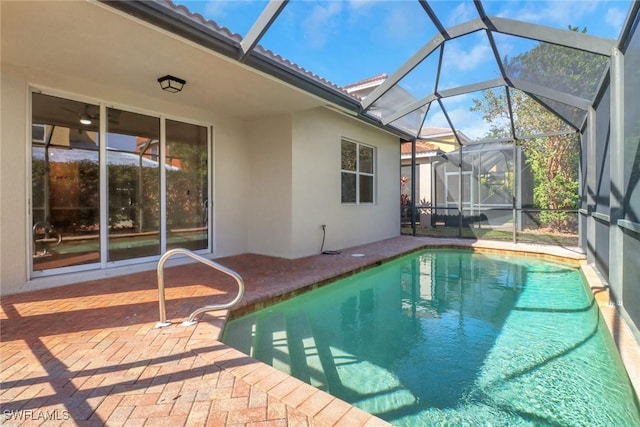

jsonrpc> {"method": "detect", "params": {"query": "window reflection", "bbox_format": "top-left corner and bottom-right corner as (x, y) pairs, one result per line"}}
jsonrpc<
(31, 93), (210, 272)
(31, 93), (101, 270)
(166, 120), (208, 251)
(106, 109), (160, 261)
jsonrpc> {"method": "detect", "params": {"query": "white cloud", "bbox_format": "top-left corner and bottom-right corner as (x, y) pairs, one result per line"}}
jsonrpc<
(202, 0), (250, 20)
(605, 7), (626, 32)
(499, 0), (597, 28)
(384, 6), (419, 42)
(423, 100), (490, 141)
(202, 1), (227, 19)
(442, 40), (492, 72)
(445, 107), (491, 140)
(424, 91), (501, 140)
(446, 2), (476, 27)
(302, 2), (343, 48)
(348, 0), (376, 11)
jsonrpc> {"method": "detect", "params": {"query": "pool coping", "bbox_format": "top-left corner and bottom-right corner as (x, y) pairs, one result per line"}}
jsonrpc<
(197, 237), (639, 421)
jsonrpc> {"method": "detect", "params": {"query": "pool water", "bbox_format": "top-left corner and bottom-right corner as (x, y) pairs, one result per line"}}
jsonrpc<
(222, 249), (640, 426)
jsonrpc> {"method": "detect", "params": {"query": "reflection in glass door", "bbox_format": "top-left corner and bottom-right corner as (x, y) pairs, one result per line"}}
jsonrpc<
(31, 93), (101, 271)
(106, 109), (160, 261)
(166, 120), (209, 251)
(31, 91), (211, 274)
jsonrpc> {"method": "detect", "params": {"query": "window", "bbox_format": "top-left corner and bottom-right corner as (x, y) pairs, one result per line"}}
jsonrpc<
(341, 139), (374, 204)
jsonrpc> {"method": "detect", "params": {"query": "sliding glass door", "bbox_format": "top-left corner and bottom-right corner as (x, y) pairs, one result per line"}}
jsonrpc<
(31, 91), (210, 274)
(31, 93), (102, 271)
(106, 109), (161, 261)
(166, 120), (208, 251)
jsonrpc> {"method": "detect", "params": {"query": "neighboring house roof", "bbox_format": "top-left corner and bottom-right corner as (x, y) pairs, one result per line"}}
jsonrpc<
(400, 137), (443, 161)
(400, 140), (440, 155)
(343, 73), (388, 99)
(342, 74), (473, 144)
(420, 127), (472, 145)
(420, 126), (455, 138)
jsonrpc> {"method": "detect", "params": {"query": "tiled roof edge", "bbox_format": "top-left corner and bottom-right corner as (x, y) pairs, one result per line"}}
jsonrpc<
(163, 0), (242, 42)
(253, 45), (353, 97)
(161, 0), (355, 99)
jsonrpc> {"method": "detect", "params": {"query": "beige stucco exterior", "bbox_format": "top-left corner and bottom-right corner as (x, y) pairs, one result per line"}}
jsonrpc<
(291, 108), (400, 257)
(0, 1), (401, 295)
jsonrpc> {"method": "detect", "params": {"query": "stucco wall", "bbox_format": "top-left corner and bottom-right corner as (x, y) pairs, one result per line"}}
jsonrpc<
(0, 72), (30, 295)
(0, 68), (251, 295)
(246, 115), (294, 258)
(291, 108), (401, 257)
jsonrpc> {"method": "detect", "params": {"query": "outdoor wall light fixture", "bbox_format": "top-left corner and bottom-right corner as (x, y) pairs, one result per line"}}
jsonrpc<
(157, 75), (186, 93)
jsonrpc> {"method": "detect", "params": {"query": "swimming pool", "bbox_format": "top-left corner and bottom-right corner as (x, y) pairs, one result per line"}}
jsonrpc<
(222, 249), (640, 426)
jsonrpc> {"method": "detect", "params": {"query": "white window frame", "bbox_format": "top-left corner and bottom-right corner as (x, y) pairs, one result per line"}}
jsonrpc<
(28, 87), (214, 278)
(341, 139), (376, 204)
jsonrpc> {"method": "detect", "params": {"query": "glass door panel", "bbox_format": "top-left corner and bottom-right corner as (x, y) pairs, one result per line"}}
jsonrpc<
(31, 93), (101, 270)
(106, 109), (160, 261)
(165, 120), (208, 251)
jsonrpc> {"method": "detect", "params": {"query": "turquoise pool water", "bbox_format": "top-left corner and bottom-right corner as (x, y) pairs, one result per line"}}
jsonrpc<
(222, 249), (640, 426)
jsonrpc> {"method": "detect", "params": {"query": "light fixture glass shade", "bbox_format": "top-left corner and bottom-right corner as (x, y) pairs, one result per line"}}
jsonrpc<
(79, 115), (92, 125)
(157, 75), (186, 93)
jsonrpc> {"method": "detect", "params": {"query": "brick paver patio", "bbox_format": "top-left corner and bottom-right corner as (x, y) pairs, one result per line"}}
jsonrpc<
(1, 236), (637, 426)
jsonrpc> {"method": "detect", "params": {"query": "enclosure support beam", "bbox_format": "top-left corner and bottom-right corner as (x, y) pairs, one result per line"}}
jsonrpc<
(585, 107), (597, 264)
(512, 141), (517, 244)
(411, 139), (417, 235)
(362, 19), (486, 111)
(487, 16), (615, 56)
(510, 78), (592, 111)
(458, 145), (463, 238)
(608, 48), (624, 301)
(240, 0), (288, 61)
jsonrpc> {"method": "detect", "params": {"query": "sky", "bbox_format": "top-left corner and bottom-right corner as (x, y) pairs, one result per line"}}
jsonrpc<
(175, 0), (632, 139)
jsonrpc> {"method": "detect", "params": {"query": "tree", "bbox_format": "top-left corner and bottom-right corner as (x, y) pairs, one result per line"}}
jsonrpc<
(471, 27), (608, 232)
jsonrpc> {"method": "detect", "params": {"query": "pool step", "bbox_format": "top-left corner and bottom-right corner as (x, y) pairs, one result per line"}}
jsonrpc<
(222, 315), (255, 355)
(235, 312), (343, 394)
(286, 313), (329, 390)
(253, 314), (291, 374)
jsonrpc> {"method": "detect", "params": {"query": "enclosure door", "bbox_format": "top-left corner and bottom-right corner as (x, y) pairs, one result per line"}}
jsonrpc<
(445, 171), (472, 208)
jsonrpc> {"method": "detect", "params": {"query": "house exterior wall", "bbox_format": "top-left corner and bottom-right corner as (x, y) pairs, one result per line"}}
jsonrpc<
(291, 108), (400, 257)
(0, 68), (252, 295)
(0, 71), (402, 295)
(246, 115), (294, 258)
(0, 1), (404, 294)
(0, 72), (30, 295)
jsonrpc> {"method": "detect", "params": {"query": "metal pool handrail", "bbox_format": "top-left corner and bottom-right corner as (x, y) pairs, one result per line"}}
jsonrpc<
(155, 248), (245, 328)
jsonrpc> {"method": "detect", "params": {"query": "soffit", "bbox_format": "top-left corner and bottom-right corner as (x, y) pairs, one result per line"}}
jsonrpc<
(0, 1), (327, 120)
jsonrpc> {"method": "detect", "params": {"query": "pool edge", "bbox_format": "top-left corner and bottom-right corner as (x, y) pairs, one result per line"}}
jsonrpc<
(214, 238), (639, 421)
